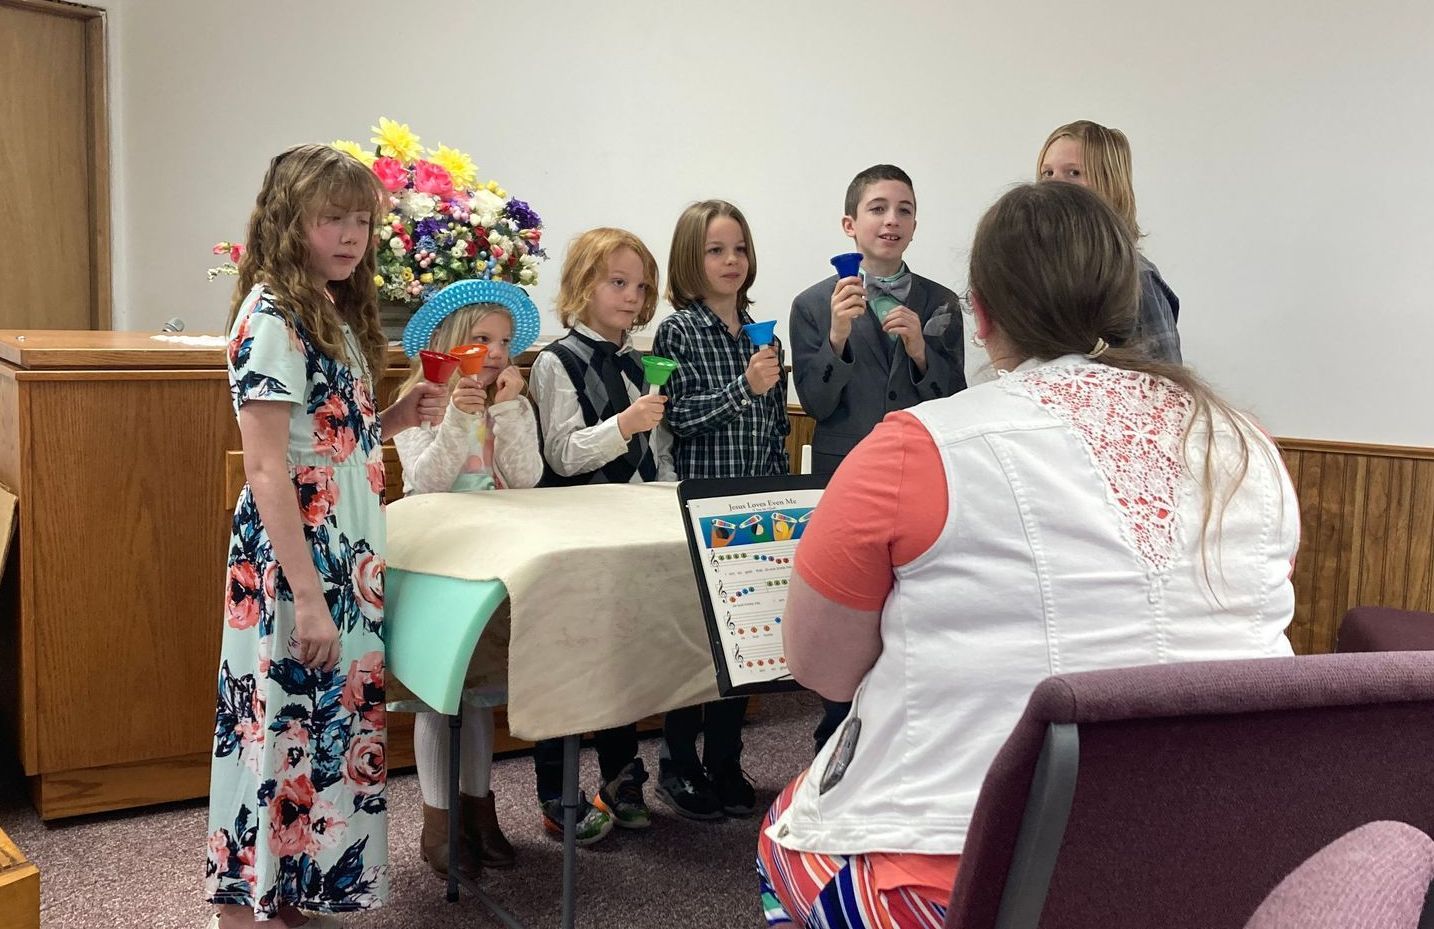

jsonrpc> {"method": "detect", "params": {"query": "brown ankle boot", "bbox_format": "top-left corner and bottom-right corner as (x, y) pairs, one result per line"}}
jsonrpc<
(420, 802), (482, 881)
(462, 792), (516, 869)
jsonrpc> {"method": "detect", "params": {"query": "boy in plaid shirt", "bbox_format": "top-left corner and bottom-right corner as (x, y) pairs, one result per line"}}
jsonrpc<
(652, 199), (788, 819)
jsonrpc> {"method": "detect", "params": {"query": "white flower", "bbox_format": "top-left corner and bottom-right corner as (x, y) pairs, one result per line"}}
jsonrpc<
(450, 243), (467, 258)
(398, 190), (437, 219)
(470, 188), (506, 216)
(389, 237), (406, 254)
(519, 267), (536, 284)
(489, 233), (514, 255)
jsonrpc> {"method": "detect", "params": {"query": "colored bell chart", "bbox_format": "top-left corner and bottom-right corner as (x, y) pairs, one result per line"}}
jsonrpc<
(679, 478), (825, 695)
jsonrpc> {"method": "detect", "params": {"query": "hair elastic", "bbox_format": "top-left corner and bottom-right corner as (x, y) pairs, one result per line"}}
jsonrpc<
(1087, 337), (1110, 359)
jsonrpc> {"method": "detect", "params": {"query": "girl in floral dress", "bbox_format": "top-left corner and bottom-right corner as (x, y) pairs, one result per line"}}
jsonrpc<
(205, 144), (444, 928)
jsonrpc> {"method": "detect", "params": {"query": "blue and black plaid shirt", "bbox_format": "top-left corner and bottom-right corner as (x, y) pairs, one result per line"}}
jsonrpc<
(653, 301), (790, 479)
(1136, 255), (1182, 363)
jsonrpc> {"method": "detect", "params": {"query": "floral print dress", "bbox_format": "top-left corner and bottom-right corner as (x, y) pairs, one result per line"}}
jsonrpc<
(205, 286), (390, 917)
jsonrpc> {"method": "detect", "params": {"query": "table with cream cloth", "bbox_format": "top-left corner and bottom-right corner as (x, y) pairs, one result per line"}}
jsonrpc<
(385, 482), (722, 737)
(384, 482), (727, 927)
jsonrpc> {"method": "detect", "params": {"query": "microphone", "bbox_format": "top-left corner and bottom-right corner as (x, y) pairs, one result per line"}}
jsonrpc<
(161, 318), (185, 333)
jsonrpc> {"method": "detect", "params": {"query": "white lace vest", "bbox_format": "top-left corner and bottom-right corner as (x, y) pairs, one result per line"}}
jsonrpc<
(769, 356), (1298, 856)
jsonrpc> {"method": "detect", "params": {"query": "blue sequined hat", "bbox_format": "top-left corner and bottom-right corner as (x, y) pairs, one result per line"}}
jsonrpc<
(401, 280), (542, 358)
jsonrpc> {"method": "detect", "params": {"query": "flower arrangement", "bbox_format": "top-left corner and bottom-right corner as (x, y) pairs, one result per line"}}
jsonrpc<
(210, 118), (545, 307)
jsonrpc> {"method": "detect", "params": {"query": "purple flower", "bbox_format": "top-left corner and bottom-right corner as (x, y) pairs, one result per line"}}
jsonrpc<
(415, 218), (444, 239)
(505, 199), (541, 230)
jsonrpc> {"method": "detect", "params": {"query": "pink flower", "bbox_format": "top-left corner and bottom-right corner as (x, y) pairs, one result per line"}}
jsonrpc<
(313, 394), (357, 462)
(354, 551), (384, 626)
(305, 795), (348, 855)
(353, 378), (377, 421)
(371, 157), (408, 192)
(236, 717), (265, 774)
(236, 844), (256, 885)
(274, 719), (311, 773)
(268, 774), (317, 858)
(228, 314), (251, 366)
(366, 458), (386, 497)
(294, 466), (339, 527)
(344, 730), (387, 789)
(226, 560), (261, 630)
(207, 830), (231, 874)
(341, 650), (385, 729)
(228, 243), (245, 263)
(413, 160), (455, 199)
(262, 561), (281, 601)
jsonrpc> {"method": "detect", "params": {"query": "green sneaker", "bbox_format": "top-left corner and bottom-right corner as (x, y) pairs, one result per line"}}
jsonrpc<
(595, 758), (652, 830)
(540, 794), (613, 846)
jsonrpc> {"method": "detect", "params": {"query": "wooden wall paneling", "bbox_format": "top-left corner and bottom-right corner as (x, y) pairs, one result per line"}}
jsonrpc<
(1408, 459), (1434, 609)
(1288, 450), (1321, 655)
(1356, 456), (1393, 612)
(785, 409), (815, 473)
(1330, 455), (1365, 653)
(1276, 440), (1434, 655)
(1380, 457), (1414, 607)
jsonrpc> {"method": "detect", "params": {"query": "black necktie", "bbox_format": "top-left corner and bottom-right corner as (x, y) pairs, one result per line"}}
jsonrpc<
(592, 343), (648, 475)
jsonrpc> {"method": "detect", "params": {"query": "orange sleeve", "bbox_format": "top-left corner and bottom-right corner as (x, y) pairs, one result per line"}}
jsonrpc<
(794, 412), (948, 611)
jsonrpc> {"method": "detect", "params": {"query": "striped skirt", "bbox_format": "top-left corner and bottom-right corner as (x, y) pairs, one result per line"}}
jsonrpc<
(756, 774), (952, 929)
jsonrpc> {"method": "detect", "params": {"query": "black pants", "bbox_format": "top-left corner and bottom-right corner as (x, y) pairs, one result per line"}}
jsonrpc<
(661, 697), (748, 775)
(814, 698), (852, 754)
(533, 723), (639, 803)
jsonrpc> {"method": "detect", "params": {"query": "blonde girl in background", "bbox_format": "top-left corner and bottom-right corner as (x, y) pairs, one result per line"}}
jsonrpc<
(1037, 119), (1183, 363)
(391, 280), (546, 879)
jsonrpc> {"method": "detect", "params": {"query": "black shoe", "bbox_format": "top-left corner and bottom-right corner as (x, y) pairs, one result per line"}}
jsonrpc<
(655, 765), (724, 820)
(712, 761), (757, 817)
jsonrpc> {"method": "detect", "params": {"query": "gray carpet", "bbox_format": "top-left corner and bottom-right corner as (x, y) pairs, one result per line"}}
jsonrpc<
(0, 691), (821, 928)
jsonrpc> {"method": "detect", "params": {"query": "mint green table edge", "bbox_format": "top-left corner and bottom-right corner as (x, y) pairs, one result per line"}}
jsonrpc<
(386, 568), (508, 716)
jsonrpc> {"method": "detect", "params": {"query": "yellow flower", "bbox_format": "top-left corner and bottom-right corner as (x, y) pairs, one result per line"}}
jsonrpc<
(427, 145), (478, 190)
(331, 139), (376, 168)
(374, 274), (385, 287)
(419, 273), (434, 284)
(401, 268), (415, 282)
(370, 117), (423, 163)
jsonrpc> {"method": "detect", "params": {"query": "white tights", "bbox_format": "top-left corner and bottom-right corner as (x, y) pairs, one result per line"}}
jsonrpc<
(413, 707), (495, 809)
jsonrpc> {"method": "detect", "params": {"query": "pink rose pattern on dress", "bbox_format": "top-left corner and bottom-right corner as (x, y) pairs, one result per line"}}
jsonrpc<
(314, 394), (358, 462)
(209, 294), (388, 916)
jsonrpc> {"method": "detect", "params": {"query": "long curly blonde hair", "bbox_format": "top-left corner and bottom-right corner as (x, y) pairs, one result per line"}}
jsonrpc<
(227, 144), (389, 378)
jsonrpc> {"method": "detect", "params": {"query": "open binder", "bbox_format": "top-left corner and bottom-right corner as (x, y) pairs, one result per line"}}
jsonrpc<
(677, 474), (828, 696)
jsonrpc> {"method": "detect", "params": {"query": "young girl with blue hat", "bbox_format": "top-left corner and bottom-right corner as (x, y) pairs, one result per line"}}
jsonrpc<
(392, 279), (544, 879)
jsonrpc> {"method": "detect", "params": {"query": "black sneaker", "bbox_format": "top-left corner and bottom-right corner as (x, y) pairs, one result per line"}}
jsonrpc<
(712, 761), (757, 817)
(655, 765), (724, 820)
(595, 758), (652, 829)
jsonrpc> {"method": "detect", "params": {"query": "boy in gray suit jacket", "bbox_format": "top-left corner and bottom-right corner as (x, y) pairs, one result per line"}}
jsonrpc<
(789, 165), (966, 751)
(790, 165), (966, 479)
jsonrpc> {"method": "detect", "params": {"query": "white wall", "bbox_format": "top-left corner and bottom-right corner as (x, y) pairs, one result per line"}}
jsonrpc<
(100, 0), (1434, 446)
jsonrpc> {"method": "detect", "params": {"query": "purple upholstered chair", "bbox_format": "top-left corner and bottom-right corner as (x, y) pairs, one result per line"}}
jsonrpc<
(943, 652), (1434, 929)
(1338, 606), (1434, 653)
(1243, 821), (1434, 929)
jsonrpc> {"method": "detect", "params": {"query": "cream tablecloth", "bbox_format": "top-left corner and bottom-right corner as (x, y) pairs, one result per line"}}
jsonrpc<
(385, 483), (722, 740)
